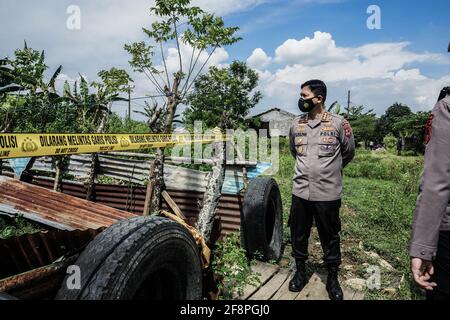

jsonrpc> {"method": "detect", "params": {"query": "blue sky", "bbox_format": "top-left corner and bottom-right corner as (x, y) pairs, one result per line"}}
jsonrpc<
(228, 0), (449, 60)
(1, 0), (449, 118)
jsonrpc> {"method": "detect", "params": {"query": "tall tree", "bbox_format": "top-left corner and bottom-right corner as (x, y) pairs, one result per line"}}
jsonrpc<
(376, 102), (412, 138)
(345, 105), (377, 148)
(0, 43), (66, 133)
(183, 61), (262, 130)
(124, 0), (241, 215)
(62, 68), (133, 197)
(124, 0), (241, 133)
(393, 111), (431, 154)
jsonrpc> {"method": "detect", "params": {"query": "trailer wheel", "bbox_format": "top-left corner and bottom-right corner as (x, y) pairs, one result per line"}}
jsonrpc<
(56, 216), (202, 300)
(241, 177), (283, 261)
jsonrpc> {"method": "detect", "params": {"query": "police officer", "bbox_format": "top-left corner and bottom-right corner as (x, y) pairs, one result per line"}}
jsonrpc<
(288, 80), (355, 300)
(409, 87), (450, 300)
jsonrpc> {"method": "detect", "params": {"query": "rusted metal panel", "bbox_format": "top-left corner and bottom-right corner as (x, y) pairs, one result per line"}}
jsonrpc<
(0, 257), (77, 300)
(0, 154), (251, 194)
(0, 176), (136, 231)
(0, 228), (101, 279)
(28, 177), (243, 238)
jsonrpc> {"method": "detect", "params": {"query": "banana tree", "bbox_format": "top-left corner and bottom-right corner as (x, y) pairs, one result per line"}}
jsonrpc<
(62, 68), (132, 198)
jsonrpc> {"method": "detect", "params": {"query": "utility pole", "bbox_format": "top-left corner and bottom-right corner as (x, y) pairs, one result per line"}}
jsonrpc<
(347, 90), (350, 118)
(127, 87), (131, 121)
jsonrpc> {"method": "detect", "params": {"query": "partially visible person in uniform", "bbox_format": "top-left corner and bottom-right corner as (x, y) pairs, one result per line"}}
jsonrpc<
(409, 86), (450, 300)
(288, 79), (355, 300)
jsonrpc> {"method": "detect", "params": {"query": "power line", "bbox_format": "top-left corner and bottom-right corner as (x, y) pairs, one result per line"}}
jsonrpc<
(129, 94), (167, 100)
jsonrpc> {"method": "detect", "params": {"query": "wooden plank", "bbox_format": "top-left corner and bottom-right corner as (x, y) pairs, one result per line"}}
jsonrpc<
(342, 287), (356, 300)
(351, 291), (365, 301)
(272, 272), (300, 300)
(296, 273), (329, 300)
(294, 273), (366, 300)
(249, 268), (292, 300)
(162, 190), (186, 220)
(235, 262), (279, 300)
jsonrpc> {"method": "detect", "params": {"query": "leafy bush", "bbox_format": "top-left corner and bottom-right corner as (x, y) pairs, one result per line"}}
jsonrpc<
(0, 216), (42, 239)
(344, 151), (423, 186)
(211, 232), (260, 299)
(383, 135), (397, 152)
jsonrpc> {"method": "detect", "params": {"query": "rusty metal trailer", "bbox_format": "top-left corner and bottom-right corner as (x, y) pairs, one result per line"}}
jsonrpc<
(0, 172), (283, 300)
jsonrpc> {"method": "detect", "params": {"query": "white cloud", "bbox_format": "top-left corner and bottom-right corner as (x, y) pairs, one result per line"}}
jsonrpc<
(251, 31), (450, 116)
(0, 0), (261, 86)
(192, 0), (267, 16)
(392, 69), (427, 81)
(164, 41), (229, 76)
(247, 48), (272, 70)
(274, 31), (350, 66)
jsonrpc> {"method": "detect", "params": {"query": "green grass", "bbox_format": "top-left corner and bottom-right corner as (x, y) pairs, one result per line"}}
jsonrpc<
(269, 138), (296, 242)
(0, 138), (426, 299)
(272, 138), (425, 300)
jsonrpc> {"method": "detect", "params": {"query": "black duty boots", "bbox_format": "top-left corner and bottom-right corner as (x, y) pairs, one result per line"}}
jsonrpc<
(289, 261), (307, 292)
(326, 265), (344, 300)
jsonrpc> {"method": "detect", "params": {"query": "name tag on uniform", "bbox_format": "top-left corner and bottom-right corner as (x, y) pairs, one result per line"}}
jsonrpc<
(322, 137), (337, 144)
(320, 131), (338, 137)
(321, 126), (335, 132)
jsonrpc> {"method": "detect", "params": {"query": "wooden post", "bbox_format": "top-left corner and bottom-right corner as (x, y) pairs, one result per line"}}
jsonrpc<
(85, 153), (99, 200)
(143, 160), (156, 216)
(347, 90), (351, 118)
(230, 138), (249, 189)
(53, 156), (66, 192)
(150, 148), (165, 213)
(196, 130), (227, 243)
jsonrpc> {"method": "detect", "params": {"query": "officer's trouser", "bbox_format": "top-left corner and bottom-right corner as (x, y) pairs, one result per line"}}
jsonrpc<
(427, 230), (450, 300)
(289, 194), (342, 266)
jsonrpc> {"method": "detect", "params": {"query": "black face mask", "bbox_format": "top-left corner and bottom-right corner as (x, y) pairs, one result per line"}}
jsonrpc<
(298, 96), (318, 113)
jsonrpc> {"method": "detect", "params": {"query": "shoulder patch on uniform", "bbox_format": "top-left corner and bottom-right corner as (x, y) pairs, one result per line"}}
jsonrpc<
(424, 114), (434, 144)
(329, 112), (345, 121)
(342, 120), (353, 138)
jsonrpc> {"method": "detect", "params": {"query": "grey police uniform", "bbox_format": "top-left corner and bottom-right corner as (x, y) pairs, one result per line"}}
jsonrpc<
(289, 111), (356, 201)
(409, 95), (450, 296)
(288, 111), (355, 266)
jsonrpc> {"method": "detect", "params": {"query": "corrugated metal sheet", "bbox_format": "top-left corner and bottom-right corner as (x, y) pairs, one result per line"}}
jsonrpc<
(28, 176), (243, 239)
(0, 228), (101, 279)
(0, 176), (137, 231)
(1, 154), (252, 194)
(0, 260), (70, 300)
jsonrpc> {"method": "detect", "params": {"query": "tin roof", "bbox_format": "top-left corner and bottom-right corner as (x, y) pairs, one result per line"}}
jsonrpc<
(0, 176), (137, 231)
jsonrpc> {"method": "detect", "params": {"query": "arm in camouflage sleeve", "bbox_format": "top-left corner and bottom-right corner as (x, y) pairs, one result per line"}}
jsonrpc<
(409, 98), (450, 260)
(289, 124), (297, 159)
(339, 119), (355, 168)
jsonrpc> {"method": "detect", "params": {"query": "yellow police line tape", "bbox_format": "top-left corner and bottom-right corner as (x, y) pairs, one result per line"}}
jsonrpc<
(0, 132), (231, 160)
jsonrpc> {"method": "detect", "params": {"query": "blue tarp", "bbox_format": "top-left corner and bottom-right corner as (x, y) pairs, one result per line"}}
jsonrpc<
(8, 158), (32, 177)
(221, 162), (273, 195)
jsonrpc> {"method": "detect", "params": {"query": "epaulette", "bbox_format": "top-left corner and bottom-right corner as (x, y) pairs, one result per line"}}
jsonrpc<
(321, 112), (330, 123)
(299, 114), (309, 124)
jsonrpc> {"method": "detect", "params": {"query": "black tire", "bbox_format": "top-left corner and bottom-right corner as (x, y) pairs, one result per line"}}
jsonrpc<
(241, 177), (283, 262)
(56, 216), (202, 300)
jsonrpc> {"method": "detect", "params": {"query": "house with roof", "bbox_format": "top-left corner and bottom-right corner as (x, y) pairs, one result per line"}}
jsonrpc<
(249, 108), (297, 137)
